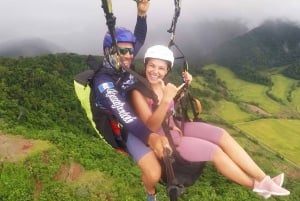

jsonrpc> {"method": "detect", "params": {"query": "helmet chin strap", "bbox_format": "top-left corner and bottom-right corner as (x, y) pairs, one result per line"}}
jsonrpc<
(104, 47), (121, 71)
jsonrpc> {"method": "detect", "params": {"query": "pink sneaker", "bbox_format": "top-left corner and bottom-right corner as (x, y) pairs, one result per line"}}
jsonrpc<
(272, 173), (284, 187)
(253, 176), (290, 197)
(257, 173), (285, 199)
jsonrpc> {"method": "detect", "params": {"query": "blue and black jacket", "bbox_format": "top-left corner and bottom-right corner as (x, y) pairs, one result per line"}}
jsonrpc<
(91, 15), (151, 146)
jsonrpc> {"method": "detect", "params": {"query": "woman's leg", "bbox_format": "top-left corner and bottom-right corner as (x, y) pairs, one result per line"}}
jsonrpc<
(177, 122), (290, 196)
(213, 147), (290, 197)
(218, 131), (266, 181)
(174, 135), (253, 187)
(182, 121), (266, 180)
(219, 132), (289, 195)
(213, 147), (254, 187)
(181, 121), (224, 143)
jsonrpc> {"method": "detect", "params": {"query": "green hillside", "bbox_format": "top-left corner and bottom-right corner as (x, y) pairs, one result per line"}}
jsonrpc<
(199, 64), (300, 167)
(0, 54), (299, 200)
(235, 119), (300, 165)
(207, 20), (300, 84)
(203, 65), (300, 116)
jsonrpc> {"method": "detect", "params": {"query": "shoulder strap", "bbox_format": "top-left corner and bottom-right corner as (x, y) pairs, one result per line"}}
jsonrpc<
(74, 70), (95, 87)
(73, 55), (102, 87)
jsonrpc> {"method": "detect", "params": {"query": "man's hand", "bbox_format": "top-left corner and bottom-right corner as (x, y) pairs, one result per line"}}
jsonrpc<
(136, 0), (150, 17)
(148, 133), (172, 158)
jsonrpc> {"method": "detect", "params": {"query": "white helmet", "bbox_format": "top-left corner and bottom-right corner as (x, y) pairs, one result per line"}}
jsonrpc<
(144, 45), (174, 68)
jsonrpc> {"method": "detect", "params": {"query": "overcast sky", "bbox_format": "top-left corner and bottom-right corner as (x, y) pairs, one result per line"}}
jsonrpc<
(1, 0), (300, 55)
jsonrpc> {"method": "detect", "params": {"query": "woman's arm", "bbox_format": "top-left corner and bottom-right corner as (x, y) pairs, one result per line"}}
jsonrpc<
(131, 89), (170, 131)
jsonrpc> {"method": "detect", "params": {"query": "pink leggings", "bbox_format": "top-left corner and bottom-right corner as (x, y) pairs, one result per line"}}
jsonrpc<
(159, 121), (225, 162)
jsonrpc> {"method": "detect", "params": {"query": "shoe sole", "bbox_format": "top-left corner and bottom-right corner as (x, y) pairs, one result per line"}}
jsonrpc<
(253, 188), (290, 195)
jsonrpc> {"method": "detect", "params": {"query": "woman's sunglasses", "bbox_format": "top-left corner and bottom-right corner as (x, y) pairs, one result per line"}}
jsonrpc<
(118, 47), (134, 55)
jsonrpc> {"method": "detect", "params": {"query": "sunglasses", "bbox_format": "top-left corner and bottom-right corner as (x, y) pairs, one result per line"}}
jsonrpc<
(118, 47), (134, 55)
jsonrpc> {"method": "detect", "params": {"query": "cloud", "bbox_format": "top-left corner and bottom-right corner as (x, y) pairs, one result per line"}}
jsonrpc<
(1, 0), (300, 55)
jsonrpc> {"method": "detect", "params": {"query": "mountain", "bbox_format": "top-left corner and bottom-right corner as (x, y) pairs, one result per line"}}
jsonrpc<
(0, 38), (66, 57)
(209, 20), (300, 69)
(145, 19), (249, 64)
(174, 19), (249, 59)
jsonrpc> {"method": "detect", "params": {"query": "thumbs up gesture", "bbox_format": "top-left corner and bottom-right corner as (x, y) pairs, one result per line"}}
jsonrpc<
(159, 79), (185, 104)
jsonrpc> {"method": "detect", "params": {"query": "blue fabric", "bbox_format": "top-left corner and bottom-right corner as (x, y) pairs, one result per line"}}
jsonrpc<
(126, 132), (151, 162)
(133, 15), (147, 56)
(93, 72), (151, 145)
(146, 193), (158, 201)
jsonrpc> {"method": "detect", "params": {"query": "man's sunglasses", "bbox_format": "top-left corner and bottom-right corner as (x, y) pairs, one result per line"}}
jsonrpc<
(118, 47), (134, 55)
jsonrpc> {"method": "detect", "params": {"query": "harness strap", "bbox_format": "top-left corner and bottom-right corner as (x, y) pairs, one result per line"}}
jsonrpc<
(167, 0), (182, 41)
(166, 0), (201, 124)
(101, 0), (118, 53)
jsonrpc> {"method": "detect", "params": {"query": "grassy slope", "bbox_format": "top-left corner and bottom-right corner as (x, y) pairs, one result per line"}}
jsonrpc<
(4, 126), (300, 201)
(291, 87), (300, 113)
(235, 119), (300, 165)
(270, 74), (300, 115)
(201, 64), (300, 166)
(270, 74), (294, 104)
(214, 100), (255, 123)
(204, 64), (282, 114)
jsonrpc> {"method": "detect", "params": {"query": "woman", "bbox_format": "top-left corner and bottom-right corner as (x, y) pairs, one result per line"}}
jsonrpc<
(129, 45), (290, 200)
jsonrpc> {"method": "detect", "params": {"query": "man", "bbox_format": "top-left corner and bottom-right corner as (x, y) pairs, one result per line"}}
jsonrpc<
(91, 1), (169, 200)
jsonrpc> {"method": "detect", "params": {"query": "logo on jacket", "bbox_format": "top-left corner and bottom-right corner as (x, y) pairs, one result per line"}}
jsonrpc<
(105, 88), (137, 123)
(98, 82), (114, 93)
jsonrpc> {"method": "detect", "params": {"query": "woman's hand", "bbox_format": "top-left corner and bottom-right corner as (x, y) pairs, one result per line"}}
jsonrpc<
(160, 79), (185, 104)
(182, 71), (192, 85)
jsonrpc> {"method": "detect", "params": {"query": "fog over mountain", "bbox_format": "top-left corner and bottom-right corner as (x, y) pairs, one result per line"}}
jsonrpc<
(1, 19), (300, 64)
(1, 0), (300, 58)
(0, 38), (66, 57)
(162, 19), (249, 62)
(210, 19), (300, 69)
(0, 18), (250, 58)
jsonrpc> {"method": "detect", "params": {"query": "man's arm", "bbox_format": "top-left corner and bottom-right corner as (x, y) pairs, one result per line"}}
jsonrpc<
(93, 73), (151, 144)
(133, 0), (150, 56)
